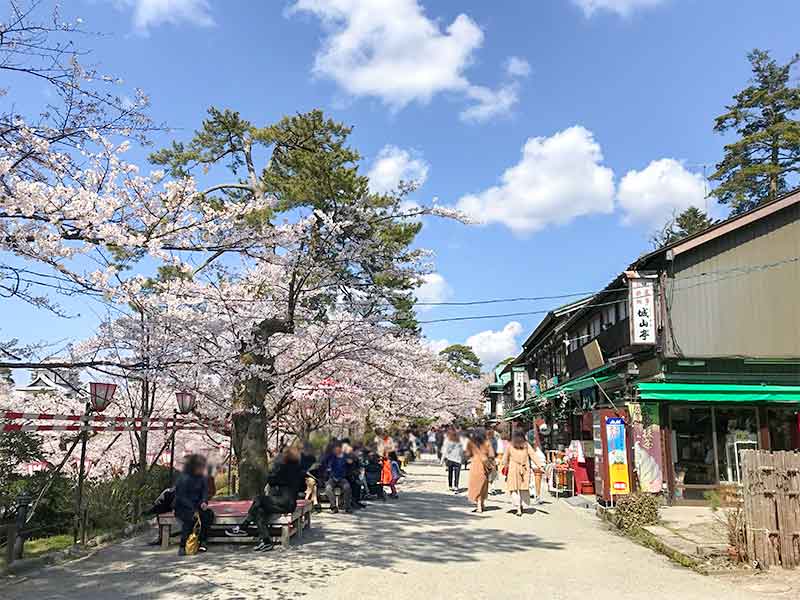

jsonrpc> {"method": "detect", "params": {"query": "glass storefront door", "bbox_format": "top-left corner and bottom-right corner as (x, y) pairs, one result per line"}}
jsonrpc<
(715, 407), (758, 483)
(669, 404), (763, 501)
(768, 407), (800, 450)
(670, 406), (715, 500)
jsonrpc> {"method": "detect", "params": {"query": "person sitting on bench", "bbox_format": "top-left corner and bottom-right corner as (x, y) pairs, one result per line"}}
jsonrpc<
(300, 442), (322, 513)
(225, 445), (306, 551)
(323, 441), (352, 514)
(364, 450), (385, 501)
(175, 454), (212, 556)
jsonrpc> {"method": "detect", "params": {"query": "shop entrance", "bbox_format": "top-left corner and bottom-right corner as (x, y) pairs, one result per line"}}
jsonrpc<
(669, 404), (759, 502)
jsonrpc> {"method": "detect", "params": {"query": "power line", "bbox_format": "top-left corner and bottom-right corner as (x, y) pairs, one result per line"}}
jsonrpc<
(415, 290), (619, 306)
(418, 299), (623, 324)
(417, 254), (800, 324)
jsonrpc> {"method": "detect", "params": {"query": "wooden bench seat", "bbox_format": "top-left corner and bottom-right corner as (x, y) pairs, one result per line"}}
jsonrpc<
(157, 499), (312, 549)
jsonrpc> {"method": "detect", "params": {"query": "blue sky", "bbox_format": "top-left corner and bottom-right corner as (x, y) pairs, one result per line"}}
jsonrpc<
(5, 0), (800, 372)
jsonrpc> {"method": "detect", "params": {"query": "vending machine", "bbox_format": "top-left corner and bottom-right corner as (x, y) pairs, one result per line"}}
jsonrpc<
(593, 408), (632, 504)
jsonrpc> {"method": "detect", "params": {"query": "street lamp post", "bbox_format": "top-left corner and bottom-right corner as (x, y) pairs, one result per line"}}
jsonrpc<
(168, 391), (196, 484)
(75, 382), (117, 544)
(318, 377), (336, 442)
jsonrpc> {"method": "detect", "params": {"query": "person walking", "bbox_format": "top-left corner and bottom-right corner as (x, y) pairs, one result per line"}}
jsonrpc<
(440, 430), (465, 493)
(459, 430), (470, 470)
(466, 432), (496, 513)
(502, 431), (544, 516)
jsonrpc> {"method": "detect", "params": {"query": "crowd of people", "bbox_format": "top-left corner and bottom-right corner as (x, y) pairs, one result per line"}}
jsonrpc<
(159, 429), (419, 555)
(151, 425), (549, 556)
(425, 425), (547, 516)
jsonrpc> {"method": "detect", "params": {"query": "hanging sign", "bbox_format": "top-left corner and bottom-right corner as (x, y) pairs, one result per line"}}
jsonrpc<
(605, 416), (630, 496)
(512, 368), (528, 405)
(627, 273), (657, 345)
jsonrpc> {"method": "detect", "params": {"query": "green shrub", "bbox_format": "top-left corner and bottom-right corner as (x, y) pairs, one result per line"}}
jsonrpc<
(84, 466), (171, 533)
(614, 493), (661, 530)
(1, 472), (75, 539)
(1, 465), (172, 547)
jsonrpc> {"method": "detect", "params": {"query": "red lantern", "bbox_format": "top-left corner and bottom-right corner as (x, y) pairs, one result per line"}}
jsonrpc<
(89, 382), (117, 413)
(175, 391), (196, 415)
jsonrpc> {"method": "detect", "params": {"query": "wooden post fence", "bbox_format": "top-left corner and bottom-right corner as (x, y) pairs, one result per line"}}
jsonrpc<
(740, 450), (800, 569)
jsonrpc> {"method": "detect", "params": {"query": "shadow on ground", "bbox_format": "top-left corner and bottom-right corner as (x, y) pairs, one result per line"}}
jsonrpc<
(4, 461), (564, 600)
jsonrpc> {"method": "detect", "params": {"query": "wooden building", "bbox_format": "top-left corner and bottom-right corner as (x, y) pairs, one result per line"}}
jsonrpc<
(509, 188), (800, 503)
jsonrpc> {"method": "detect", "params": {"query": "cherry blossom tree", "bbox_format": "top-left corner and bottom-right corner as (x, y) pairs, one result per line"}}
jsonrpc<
(0, 2), (478, 497)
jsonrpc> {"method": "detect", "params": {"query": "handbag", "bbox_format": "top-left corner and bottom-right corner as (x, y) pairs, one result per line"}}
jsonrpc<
(184, 513), (201, 556)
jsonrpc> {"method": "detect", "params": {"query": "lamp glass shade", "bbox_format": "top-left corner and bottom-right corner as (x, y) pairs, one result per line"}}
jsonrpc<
(175, 391), (196, 414)
(89, 382), (117, 412)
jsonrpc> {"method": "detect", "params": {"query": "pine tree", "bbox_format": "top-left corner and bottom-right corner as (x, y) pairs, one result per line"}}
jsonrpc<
(439, 344), (482, 380)
(651, 207), (714, 248)
(710, 50), (800, 214)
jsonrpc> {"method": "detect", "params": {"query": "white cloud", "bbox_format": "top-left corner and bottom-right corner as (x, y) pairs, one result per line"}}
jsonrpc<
(425, 338), (451, 354)
(415, 273), (452, 309)
(289, 0), (522, 121)
(617, 158), (707, 226)
(505, 56), (531, 78)
(460, 83), (520, 124)
(119, 0), (214, 31)
(572, 0), (665, 17)
(456, 125), (615, 235)
(367, 145), (429, 194)
(466, 321), (523, 369)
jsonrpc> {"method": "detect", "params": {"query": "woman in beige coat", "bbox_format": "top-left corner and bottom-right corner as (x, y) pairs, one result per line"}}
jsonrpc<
(466, 432), (495, 513)
(502, 431), (544, 516)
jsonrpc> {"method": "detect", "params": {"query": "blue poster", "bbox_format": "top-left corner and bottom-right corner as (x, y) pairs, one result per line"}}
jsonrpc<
(605, 416), (630, 495)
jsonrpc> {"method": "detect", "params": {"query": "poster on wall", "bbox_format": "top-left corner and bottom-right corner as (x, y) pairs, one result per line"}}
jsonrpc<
(605, 416), (630, 496)
(627, 402), (664, 493)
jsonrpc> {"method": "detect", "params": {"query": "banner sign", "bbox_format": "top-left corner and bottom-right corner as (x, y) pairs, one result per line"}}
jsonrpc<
(627, 402), (663, 493)
(513, 368), (529, 405)
(627, 275), (656, 345)
(605, 416), (630, 496)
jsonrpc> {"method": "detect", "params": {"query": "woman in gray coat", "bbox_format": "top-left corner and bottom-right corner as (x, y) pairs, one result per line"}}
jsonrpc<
(440, 430), (465, 492)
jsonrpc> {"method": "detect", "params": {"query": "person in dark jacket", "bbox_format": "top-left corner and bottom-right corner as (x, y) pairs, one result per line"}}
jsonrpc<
(174, 454), (212, 555)
(345, 444), (367, 510)
(364, 451), (386, 501)
(300, 443), (321, 513)
(323, 442), (352, 513)
(225, 446), (306, 551)
(143, 486), (176, 546)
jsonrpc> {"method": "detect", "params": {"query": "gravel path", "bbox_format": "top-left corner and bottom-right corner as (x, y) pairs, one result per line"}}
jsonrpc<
(4, 457), (794, 599)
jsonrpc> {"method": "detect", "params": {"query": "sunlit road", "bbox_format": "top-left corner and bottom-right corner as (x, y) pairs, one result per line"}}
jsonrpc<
(4, 457), (789, 599)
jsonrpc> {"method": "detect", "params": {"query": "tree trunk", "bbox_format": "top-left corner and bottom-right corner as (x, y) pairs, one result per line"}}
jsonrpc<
(231, 410), (268, 499)
(770, 135), (780, 202)
(231, 318), (293, 498)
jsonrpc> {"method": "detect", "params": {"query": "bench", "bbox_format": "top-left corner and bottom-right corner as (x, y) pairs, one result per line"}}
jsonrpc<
(157, 499), (312, 550)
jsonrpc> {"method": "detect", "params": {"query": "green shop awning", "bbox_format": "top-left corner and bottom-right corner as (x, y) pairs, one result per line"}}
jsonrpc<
(539, 373), (617, 400)
(501, 405), (531, 421)
(502, 368), (620, 421)
(637, 382), (800, 404)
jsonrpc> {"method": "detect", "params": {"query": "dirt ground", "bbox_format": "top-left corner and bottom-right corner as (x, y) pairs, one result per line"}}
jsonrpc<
(4, 457), (797, 599)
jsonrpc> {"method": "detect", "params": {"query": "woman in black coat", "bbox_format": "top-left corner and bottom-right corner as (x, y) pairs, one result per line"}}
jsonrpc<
(226, 446), (306, 551)
(174, 454), (211, 555)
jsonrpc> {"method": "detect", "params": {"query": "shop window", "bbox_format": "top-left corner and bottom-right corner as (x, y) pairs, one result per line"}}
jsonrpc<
(590, 315), (601, 338)
(768, 408), (800, 451)
(715, 407), (758, 483)
(602, 304), (616, 328)
(618, 301), (628, 321)
(670, 406), (715, 489)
